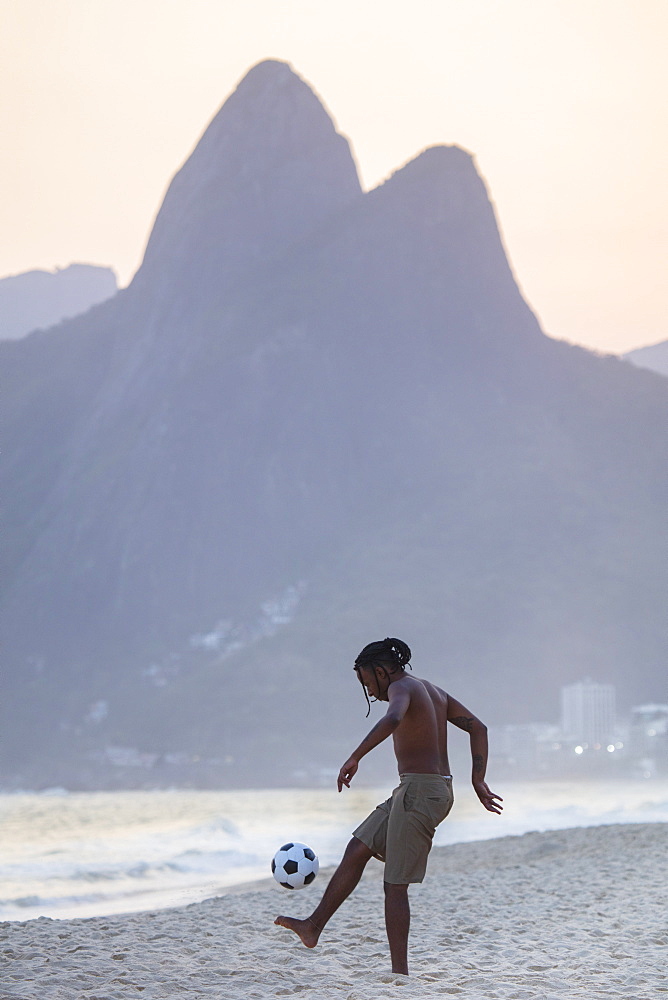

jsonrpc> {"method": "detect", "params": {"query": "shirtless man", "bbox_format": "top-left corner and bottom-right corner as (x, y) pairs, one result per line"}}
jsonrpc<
(275, 637), (503, 976)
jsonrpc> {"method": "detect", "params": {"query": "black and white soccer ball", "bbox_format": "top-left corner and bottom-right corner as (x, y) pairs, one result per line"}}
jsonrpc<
(271, 842), (319, 889)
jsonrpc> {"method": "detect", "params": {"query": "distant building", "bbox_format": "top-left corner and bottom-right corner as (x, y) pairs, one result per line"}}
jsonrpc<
(489, 724), (538, 771)
(488, 723), (559, 776)
(629, 704), (668, 766)
(560, 679), (616, 746)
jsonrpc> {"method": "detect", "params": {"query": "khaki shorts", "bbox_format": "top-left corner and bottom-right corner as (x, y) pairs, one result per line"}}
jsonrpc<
(353, 773), (454, 884)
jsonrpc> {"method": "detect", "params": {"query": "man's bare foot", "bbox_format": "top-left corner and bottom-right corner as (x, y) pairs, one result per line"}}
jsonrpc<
(274, 915), (320, 948)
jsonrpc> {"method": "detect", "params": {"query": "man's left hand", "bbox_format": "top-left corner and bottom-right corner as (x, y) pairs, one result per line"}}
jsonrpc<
(473, 780), (503, 814)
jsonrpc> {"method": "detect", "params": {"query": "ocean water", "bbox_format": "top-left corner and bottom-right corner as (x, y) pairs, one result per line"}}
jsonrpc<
(1, 779), (667, 922)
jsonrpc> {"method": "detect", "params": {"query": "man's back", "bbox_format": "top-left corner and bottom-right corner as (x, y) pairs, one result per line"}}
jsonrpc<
(391, 675), (451, 776)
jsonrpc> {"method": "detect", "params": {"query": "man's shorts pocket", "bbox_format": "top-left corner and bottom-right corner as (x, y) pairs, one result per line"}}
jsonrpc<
(424, 792), (453, 826)
(403, 783), (453, 828)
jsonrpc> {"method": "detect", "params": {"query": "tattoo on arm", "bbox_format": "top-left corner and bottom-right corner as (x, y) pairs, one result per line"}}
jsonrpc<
(451, 716), (475, 732)
(472, 754), (484, 776)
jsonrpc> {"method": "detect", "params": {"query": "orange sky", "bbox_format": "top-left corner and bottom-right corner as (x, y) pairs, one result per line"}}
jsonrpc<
(1, 0), (666, 353)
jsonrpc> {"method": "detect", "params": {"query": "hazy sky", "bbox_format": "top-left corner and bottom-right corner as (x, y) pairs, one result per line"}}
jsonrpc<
(2, 0), (666, 353)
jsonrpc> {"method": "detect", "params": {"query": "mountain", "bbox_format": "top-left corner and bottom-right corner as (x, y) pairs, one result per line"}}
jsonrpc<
(624, 340), (668, 378)
(2, 60), (666, 790)
(0, 263), (117, 340)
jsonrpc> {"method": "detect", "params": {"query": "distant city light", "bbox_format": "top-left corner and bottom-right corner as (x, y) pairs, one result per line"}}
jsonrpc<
(490, 684), (664, 779)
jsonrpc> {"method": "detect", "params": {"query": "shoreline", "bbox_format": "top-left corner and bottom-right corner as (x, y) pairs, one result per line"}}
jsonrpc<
(0, 781), (668, 923)
(2, 822), (667, 999)
(106, 813), (668, 906)
(4, 777), (668, 925)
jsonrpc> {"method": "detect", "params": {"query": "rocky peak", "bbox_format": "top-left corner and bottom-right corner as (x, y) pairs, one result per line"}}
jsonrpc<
(137, 60), (362, 283)
(368, 145), (502, 247)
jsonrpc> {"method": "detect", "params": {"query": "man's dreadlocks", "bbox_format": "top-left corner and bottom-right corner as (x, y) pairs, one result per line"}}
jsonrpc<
(353, 637), (412, 716)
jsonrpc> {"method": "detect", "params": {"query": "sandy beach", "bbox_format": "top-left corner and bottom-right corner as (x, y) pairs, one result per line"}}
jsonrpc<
(2, 822), (666, 999)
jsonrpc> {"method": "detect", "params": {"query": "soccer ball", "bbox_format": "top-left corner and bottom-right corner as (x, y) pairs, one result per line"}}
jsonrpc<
(271, 842), (319, 890)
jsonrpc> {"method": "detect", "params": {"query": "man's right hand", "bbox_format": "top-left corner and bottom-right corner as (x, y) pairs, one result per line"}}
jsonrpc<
(473, 780), (504, 814)
(337, 757), (359, 792)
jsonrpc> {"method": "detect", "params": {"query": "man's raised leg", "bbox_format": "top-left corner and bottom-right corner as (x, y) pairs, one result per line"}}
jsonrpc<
(384, 882), (410, 975)
(275, 836), (373, 947)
